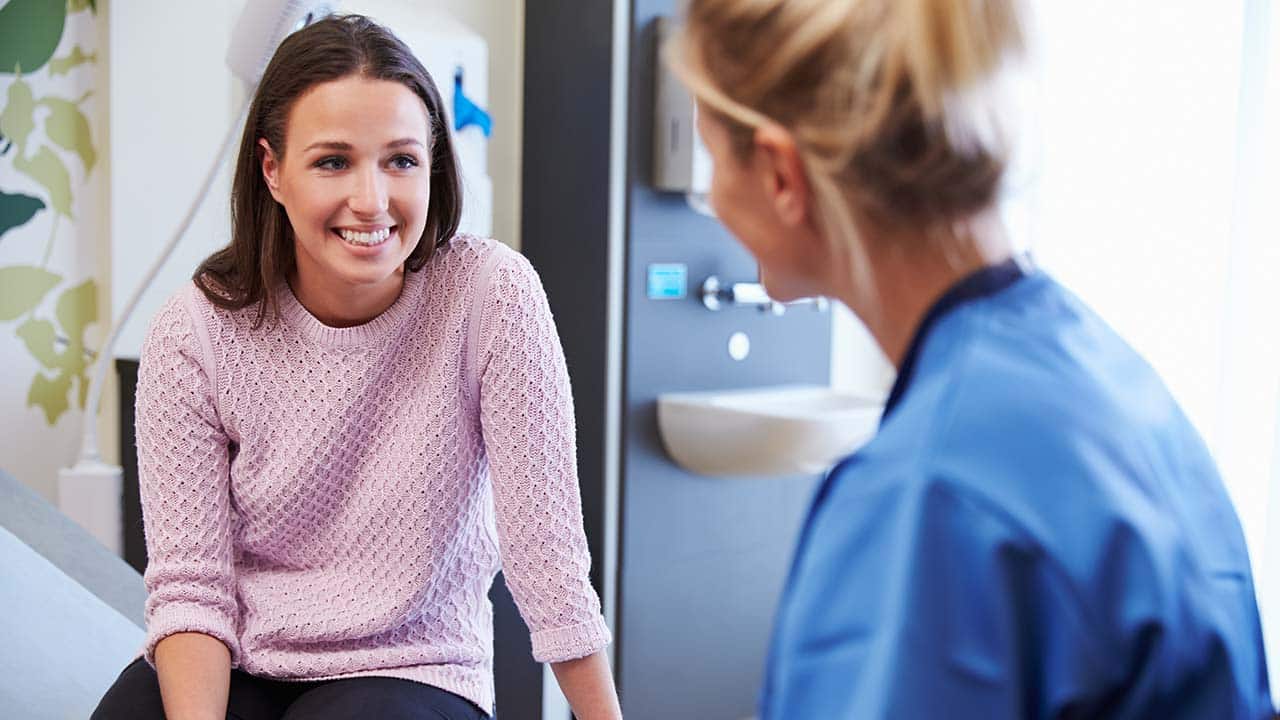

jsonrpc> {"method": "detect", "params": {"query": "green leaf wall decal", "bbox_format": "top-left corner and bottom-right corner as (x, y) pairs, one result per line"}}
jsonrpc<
(16, 317), (59, 368)
(0, 0), (68, 75)
(28, 371), (71, 425)
(0, 265), (60, 321)
(9, 280), (99, 425)
(39, 97), (95, 171)
(0, 79), (36, 151)
(14, 146), (72, 217)
(0, 191), (45, 240)
(48, 46), (96, 76)
(75, 365), (88, 407)
(56, 279), (95, 410)
(55, 278), (96, 347)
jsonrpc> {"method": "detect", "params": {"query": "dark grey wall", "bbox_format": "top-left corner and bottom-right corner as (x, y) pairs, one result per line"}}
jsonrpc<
(519, 2), (623, 717)
(522, 0), (617, 601)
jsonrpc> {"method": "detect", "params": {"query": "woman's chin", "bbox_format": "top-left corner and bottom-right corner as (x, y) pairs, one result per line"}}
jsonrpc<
(320, 257), (405, 289)
(760, 273), (815, 303)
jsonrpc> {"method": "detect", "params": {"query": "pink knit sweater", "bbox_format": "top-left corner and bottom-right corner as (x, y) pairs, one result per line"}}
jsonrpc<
(134, 235), (610, 714)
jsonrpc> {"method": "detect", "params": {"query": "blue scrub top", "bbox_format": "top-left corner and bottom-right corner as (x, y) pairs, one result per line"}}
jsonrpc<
(760, 261), (1273, 719)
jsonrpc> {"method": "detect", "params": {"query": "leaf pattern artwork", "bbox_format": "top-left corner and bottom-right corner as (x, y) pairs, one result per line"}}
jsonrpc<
(14, 279), (98, 424)
(0, 191), (44, 241)
(1, 77), (84, 218)
(14, 145), (73, 218)
(0, 0), (67, 75)
(27, 371), (71, 426)
(0, 265), (60, 321)
(56, 278), (96, 408)
(39, 95), (95, 171)
(0, 79), (36, 150)
(67, 0), (98, 17)
(49, 46), (97, 77)
(0, 0), (103, 426)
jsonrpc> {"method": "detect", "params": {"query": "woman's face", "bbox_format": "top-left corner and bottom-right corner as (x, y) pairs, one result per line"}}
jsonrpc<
(695, 104), (827, 302)
(261, 75), (431, 298)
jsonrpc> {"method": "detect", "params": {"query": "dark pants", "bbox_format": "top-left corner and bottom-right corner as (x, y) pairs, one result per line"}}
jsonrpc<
(91, 657), (489, 720)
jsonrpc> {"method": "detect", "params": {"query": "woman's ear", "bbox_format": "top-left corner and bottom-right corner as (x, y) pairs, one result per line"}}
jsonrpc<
(259, 139), (284, 203)
(753, 123), (811, 230)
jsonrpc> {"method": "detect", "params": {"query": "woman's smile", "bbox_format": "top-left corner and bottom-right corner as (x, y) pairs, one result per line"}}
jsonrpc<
(333, 225), (397, 251)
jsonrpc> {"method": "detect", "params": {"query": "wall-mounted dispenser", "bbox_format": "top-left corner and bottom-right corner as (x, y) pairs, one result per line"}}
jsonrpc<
(651, 18), (712, 199)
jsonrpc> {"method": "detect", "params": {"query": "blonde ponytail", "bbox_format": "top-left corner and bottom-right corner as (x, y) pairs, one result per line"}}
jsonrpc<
(898, 0), (1024, 118)
(672, 0), (1026, 240)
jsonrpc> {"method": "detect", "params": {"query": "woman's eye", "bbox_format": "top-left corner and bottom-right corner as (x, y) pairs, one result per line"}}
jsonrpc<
(315, 156), (347, 171)
(390, 154), (420, 170)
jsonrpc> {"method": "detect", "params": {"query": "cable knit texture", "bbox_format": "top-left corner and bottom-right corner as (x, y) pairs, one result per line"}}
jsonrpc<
(134, 235), (610, 715)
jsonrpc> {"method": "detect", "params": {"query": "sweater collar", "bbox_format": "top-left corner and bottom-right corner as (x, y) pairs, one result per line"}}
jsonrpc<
(276, 267), (426, 347)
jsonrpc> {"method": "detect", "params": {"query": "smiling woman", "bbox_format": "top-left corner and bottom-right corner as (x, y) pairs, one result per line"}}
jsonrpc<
(89, 14), (621, 720)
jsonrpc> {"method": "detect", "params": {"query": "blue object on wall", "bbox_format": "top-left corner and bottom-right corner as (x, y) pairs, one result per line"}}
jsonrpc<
(454, 68), (492, 137)
(647, 263), (687, 299)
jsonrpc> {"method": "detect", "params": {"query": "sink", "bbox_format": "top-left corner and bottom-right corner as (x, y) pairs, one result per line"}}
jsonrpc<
(657, 384), (884, 477)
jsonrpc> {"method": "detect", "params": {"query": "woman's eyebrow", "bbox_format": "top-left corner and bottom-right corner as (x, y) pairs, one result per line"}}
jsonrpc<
(302, 140), (352, 152)
(386, 138), (424, 149)
(301, 139), (423, 152)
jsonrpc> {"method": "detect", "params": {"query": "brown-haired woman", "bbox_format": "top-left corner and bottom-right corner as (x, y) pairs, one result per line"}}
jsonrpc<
(92, 15), (621, 720)
(672, 1), (1272, 718)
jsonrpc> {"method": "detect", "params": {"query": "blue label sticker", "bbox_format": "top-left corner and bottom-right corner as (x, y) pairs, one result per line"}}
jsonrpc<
(647, 263), (688, 300)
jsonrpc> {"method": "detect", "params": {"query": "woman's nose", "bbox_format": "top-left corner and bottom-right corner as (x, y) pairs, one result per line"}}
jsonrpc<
(347, 166), (388, 216)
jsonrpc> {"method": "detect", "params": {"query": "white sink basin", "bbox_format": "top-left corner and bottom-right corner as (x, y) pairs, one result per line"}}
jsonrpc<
(657, 384), (884, 477)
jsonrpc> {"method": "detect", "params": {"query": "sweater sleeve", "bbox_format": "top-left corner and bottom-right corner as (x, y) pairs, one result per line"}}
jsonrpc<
(476, 250), (612, 663)
(135, 289), (241, 667)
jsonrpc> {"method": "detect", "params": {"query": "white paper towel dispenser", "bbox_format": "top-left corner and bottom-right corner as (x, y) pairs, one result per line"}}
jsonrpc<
(652, 17), (712, 196)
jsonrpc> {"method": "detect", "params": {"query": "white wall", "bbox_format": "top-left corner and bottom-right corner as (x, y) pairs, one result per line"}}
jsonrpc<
(1019, 0), (1275, 562)
(107, 0), (240, 362)
(830, 304), (893, 398)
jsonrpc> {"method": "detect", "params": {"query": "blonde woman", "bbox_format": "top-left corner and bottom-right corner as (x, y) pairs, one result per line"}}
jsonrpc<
(672, 1), (1272, 718)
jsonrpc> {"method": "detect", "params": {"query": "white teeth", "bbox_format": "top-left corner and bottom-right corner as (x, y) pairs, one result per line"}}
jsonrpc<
(338, 228), (391, 246)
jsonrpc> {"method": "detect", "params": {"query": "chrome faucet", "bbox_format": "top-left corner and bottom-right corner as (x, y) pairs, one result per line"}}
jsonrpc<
(700, 275), (829, 315)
